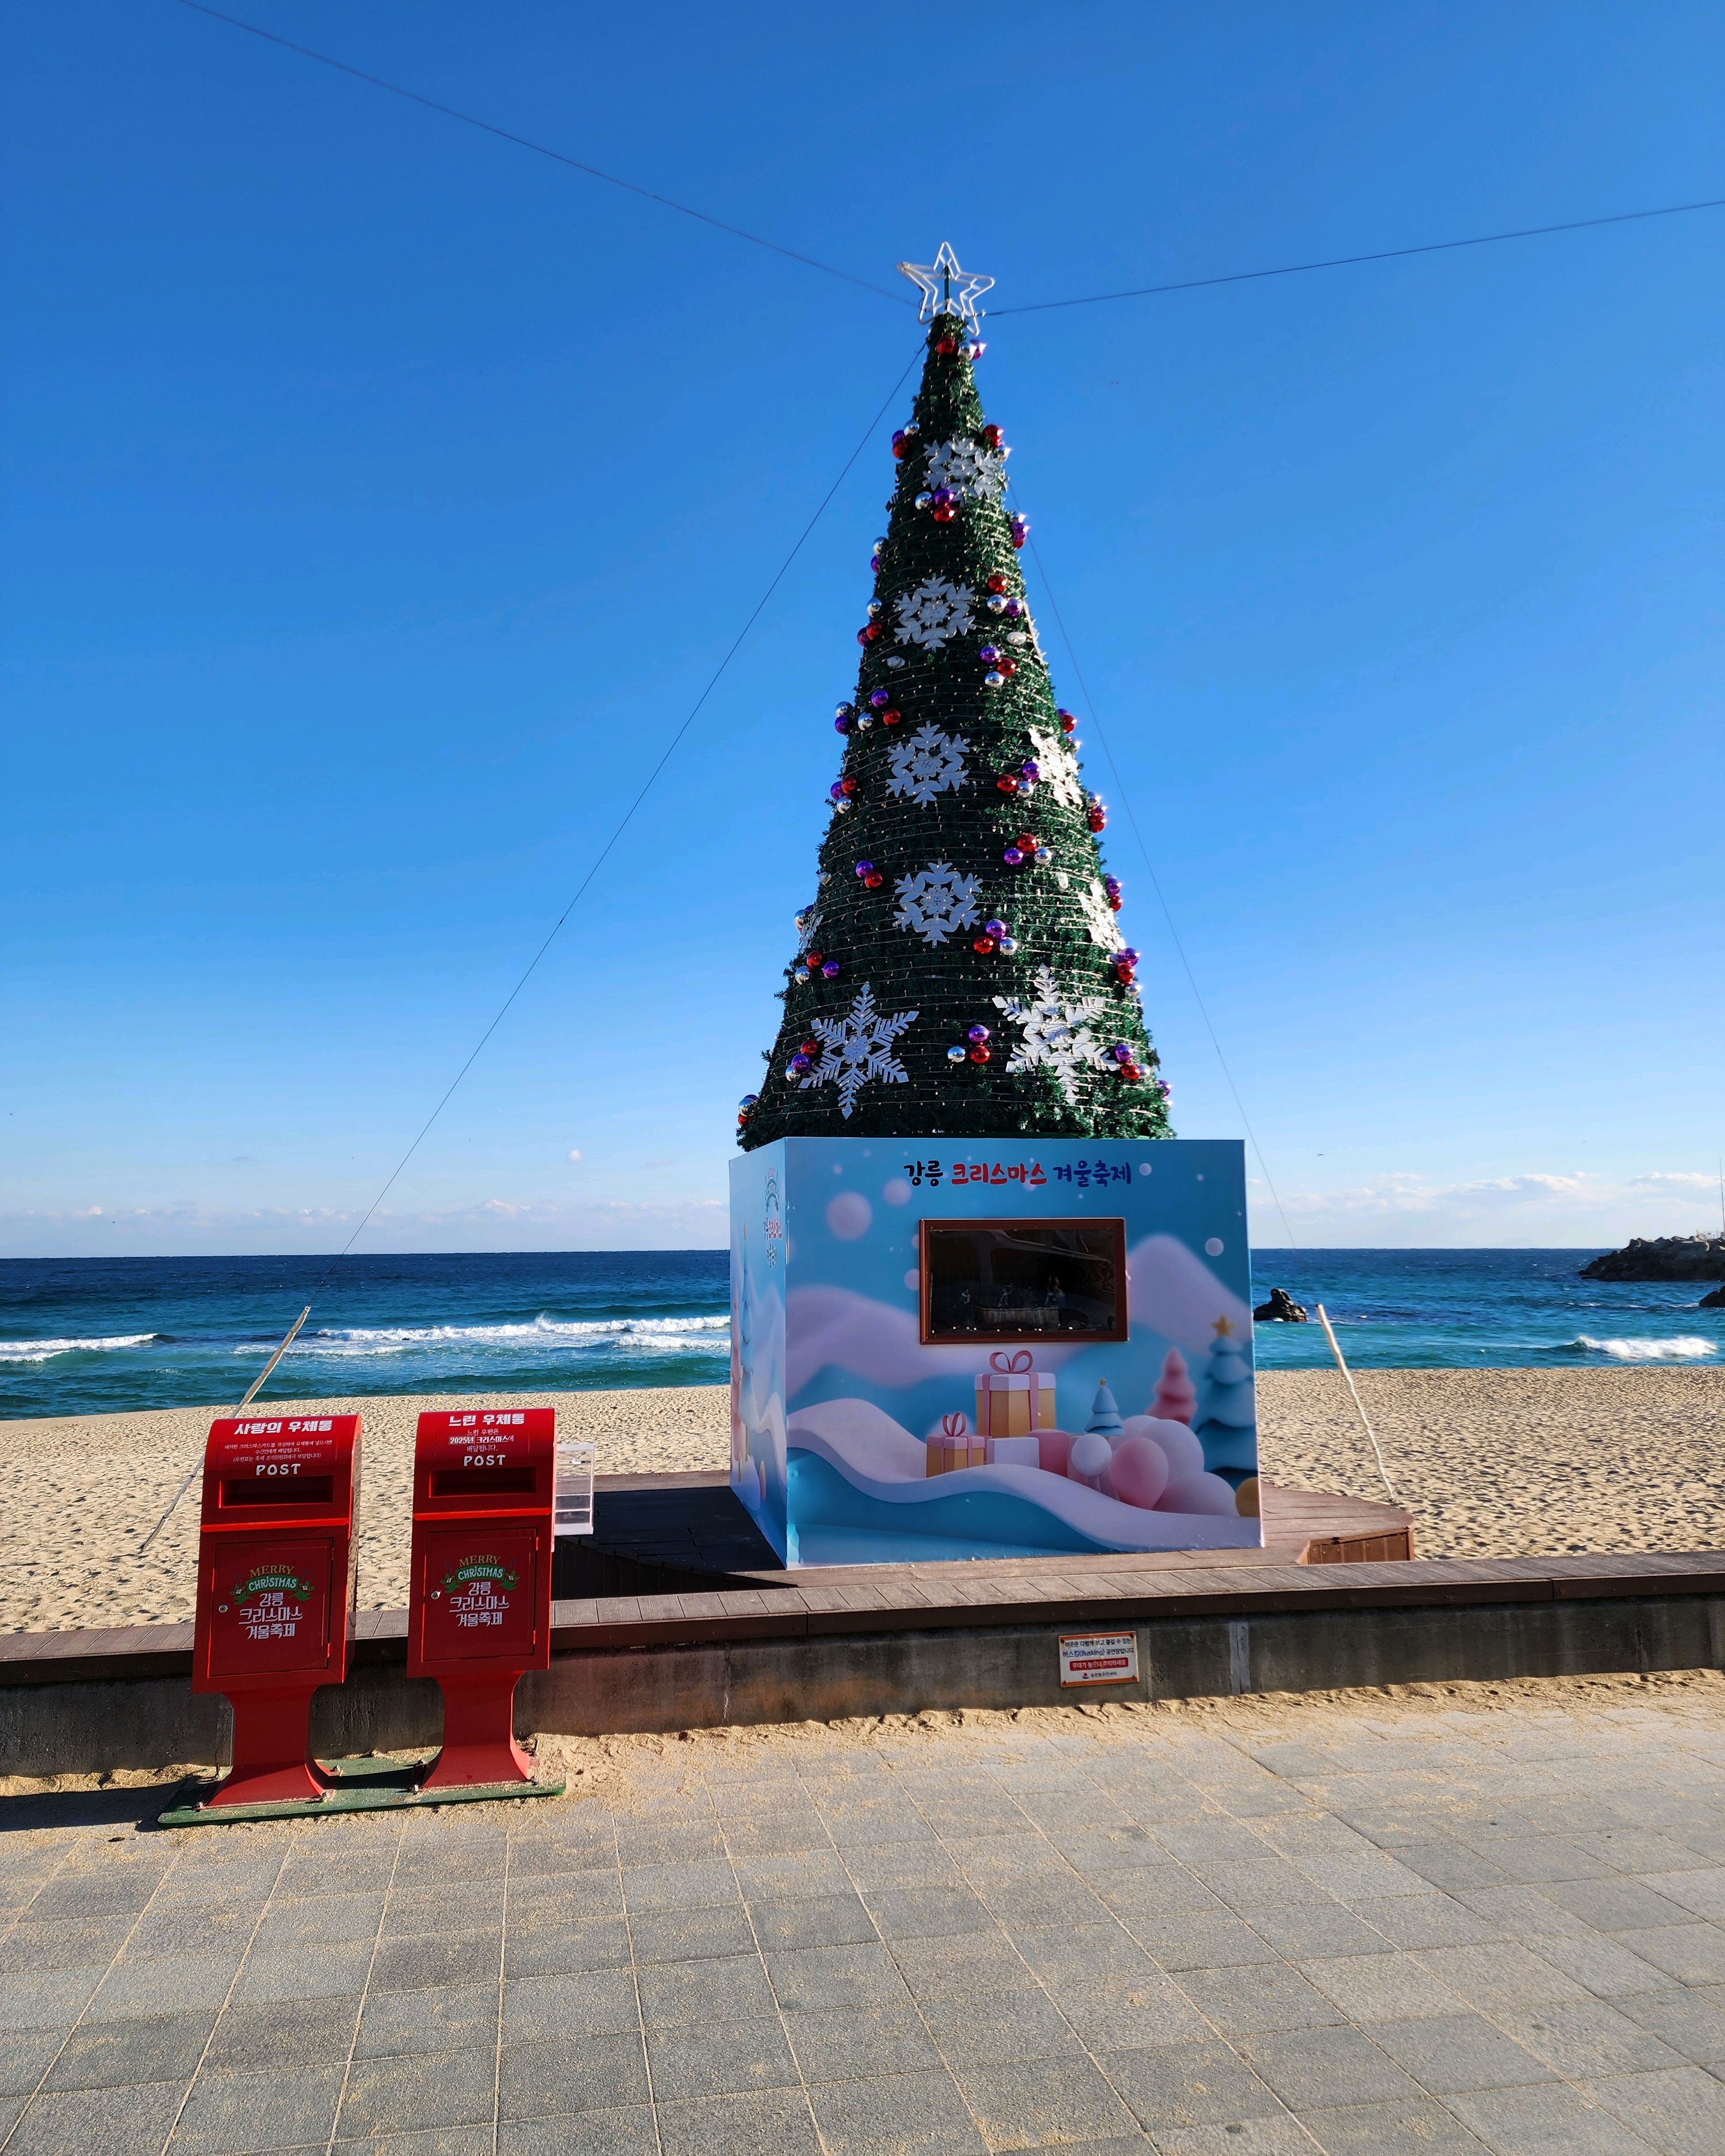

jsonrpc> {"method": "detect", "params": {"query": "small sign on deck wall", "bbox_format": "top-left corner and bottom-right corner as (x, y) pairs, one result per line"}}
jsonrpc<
(1058, 1631), (1139, 1687)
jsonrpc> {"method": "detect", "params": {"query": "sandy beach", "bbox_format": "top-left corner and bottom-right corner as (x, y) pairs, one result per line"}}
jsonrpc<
(2, 1367), (1721, 1635)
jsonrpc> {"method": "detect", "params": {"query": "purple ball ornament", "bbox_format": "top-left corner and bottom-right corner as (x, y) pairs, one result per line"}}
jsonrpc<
(978, 645), (1000, 663)
(854, 860), (875, 878)
(829, 781), (845, 799)
(1020, 760), (1040, 782)
(930, 487), (954, 509)
(1118, 947), (1140, 966)
(1002, 846), (1024, 866)
(821, 960), (840, 979)
(1111, 1043), (1133, 1064)
(983, 920), (1007, 938)
(869, 689), (890, 708)
(789, 1053), (812, 1075)
(967, 1025), (991, 1044)
(834, 715), (852, 735)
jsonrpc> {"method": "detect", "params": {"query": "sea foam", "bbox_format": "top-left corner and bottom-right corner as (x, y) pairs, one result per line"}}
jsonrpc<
(0, 1333), (159, 1364)
(229, 1313), (733, 1360)
(1571, 1334), (1718, 1362)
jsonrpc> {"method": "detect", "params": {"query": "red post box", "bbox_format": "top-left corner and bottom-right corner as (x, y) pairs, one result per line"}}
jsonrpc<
(191, 1413), (362, 1806)
(408, 1407), (555, 1789)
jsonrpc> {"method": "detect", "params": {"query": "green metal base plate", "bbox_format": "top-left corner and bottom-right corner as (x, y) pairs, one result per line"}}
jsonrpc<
(157, 1752), (565, 1827)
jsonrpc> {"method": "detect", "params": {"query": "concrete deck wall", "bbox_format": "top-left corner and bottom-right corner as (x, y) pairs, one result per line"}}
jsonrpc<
(7, 1590), (1725, 1778)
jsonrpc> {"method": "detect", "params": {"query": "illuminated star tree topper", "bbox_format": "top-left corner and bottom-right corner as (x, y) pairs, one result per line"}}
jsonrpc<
(896, 241), (994, 326)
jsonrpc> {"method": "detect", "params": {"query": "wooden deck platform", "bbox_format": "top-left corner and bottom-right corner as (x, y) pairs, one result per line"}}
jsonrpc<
(549, 1472), (1417, 1601)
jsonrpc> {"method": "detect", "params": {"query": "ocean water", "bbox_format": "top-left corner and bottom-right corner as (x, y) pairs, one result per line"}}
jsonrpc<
(0, 1248), (1719, 1422)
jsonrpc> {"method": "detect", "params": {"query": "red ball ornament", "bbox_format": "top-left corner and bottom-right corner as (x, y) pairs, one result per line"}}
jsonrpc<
(863, 871), (883, 889)
(1017, 831), (1039, 852)
(1059, 709), (1078, 734)
(881, 707), (902, 725)
(972, 935), (998, 955)
(1108, 893), (1123, 911)
(804, 950), (823, 970)
(996, 658), (1017, 678)
(937, 335), (957, 356)
(981, 425), (1003, 448)
(987, 573), (1008, 594)
(1087, 808), (1106, 832)
(995, 774), (1020, 794)
(1122, 1064), (1143, 1083)
(967, 1045), (992, 1064)
(931, 504), (955, 523)
(839, 777), (857, 795)
(799, 1039), (817, 1056)
(858, 623), (881, 644)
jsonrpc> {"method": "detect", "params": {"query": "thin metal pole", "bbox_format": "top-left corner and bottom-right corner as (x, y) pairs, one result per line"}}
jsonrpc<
(136, 1306), (313, 1555)
(238, 1306), (311, 1411)
(1315, 1303), (1400, 1506)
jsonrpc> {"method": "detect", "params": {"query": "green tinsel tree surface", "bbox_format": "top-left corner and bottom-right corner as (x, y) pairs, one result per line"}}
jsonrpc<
(739, 298), (1172, 1149)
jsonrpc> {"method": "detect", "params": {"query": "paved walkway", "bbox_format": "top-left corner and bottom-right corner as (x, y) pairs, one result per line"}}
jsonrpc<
(7, 1692), (1725, 2154)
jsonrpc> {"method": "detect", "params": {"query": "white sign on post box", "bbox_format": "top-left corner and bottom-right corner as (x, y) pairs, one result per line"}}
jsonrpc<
(553, 1443), (595, 1537)
(1058, 1631), (1138, 1687)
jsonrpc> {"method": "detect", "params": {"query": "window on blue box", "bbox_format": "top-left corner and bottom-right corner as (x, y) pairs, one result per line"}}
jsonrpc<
(919, 1218), (1128, 1344)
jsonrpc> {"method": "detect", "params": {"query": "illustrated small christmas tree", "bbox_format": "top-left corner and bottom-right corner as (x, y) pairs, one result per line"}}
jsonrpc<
(1149, 1346), (1197, 1425)
(1195, 1317), (1256, 1476)
(1085, 1379), (1124, 1443)
(739, 245), (1171, 1147)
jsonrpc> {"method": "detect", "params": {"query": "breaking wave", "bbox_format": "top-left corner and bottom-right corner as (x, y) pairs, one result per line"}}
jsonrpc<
(1567, 1334), (1717, 1363)
(0, 1332), (160, 1364)
(233, 1313), (733, 1361)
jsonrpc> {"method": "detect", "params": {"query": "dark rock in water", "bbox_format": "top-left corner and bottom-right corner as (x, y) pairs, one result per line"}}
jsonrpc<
(1254, 1287), (1310, 1323)
(1580, 1236), (1725, 1283)
(1701, 1284), (1725, 1310)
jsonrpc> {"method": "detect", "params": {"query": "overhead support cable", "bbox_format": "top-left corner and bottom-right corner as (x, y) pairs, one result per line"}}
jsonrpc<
(990, 197), (1725, 314)
(167, 0), (910, 304)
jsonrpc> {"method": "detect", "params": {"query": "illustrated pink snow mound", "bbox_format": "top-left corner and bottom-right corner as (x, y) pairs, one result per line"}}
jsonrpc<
(1120, 1414), (1205, 1480)
(1151, 1346), (1198, 1425)
(1067, 1430), (1112, 1491)
(1110, 1434), (1170, 1510)
(1158, 1470), (1239, 1517)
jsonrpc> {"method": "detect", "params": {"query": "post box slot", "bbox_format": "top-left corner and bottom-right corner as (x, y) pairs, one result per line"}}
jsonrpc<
(220, 1476), (336, 1507)
(429, 1466), (538, 1497)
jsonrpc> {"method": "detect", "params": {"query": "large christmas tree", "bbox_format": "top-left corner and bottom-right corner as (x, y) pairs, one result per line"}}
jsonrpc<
(739, 246), (1172, 1150)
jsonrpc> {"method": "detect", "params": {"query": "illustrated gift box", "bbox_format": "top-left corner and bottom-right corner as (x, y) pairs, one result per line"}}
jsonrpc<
(974, 1351), (1057, 1440)
(926, 1413), (988, 1477)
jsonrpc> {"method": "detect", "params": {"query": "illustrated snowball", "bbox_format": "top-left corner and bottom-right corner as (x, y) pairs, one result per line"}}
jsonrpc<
(1068, 1430), (1112, 1486)
(826, 1191), (872, 1241)
(1139, 1162), (1154, 1174)
(1157, 1470), (1240, 1517)
(1109, 1434), (1170, 1511)
(1121, 1414), (1205, 1480)
(883, 1177), (913, 1206)
(1205, 1237), (1224, 1256)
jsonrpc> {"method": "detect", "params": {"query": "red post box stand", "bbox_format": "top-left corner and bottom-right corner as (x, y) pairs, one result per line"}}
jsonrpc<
(408, 1409), (557, 1792)
(189, 1413), (361, 1807)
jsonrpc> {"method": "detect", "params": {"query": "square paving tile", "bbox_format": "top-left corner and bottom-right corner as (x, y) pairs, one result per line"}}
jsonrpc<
(1096, 2038), (1284, 2131)
(886, 1932), (1037, 2002)
(1364, 2011), (1551, 2096)
(1176, 1962), (1347, 2037)
(782, 2002), (943, 2083)
(806, 2067), (986, 2156)
(1615, 1923), (1725, 1985)
(166, 2061), (344, 2154)
(655, 2084), (821, 2155)
(1582, 2064), (1725, 2156)
(956, 2053), (1140, 2149)
(1616, 1985), (1725, 2065)
(645, 2015), (800, 2103)
(356, 1981), (499, 2060)
(42, 2008), (214, 2092)
(1297, 1950), (1465, 2024)
(204, 1992), (362, 2071)
(767, 1941), (912, 2013)
(496, 2102), (657, 2154)
(503, 1915), (632, 1978)
(336, 2045), (500, 2138)
(503, 1966), (642, 2042)
(1296, 2096), (1490, 2153)
(927, 1986), (1082, 2066)
(1447, 2077), (1662, 2154)
(748, 1893), (877, 1952)
(1496, 1997), (1687, 2078)
(369, 1929), (501, 1996)
(6, 2077), (190, 2156)
(1234, 2024), (1423, 2111)
(628, 1902), (757, 1965)
(496, 2032), (651, 2122)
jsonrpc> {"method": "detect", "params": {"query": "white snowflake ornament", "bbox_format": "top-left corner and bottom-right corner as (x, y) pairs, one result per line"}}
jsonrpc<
(800, 986), (918, 1118)
(894, 577), (975, 650)
(1078, 878), (1125, 951)
(893, 863), (982, 946)
(924, 436), (1007, 502)
(885, 724), (969, 807)
(1026, 727), (1083, 809)
(992, 966), (1109, 1105)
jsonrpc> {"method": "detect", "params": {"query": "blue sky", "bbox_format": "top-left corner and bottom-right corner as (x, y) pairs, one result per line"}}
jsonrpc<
(2, 0), (1720, 1257)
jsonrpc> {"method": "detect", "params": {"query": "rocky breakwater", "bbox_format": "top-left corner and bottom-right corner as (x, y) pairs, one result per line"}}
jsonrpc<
(1580, 1236), (1725, 1282)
